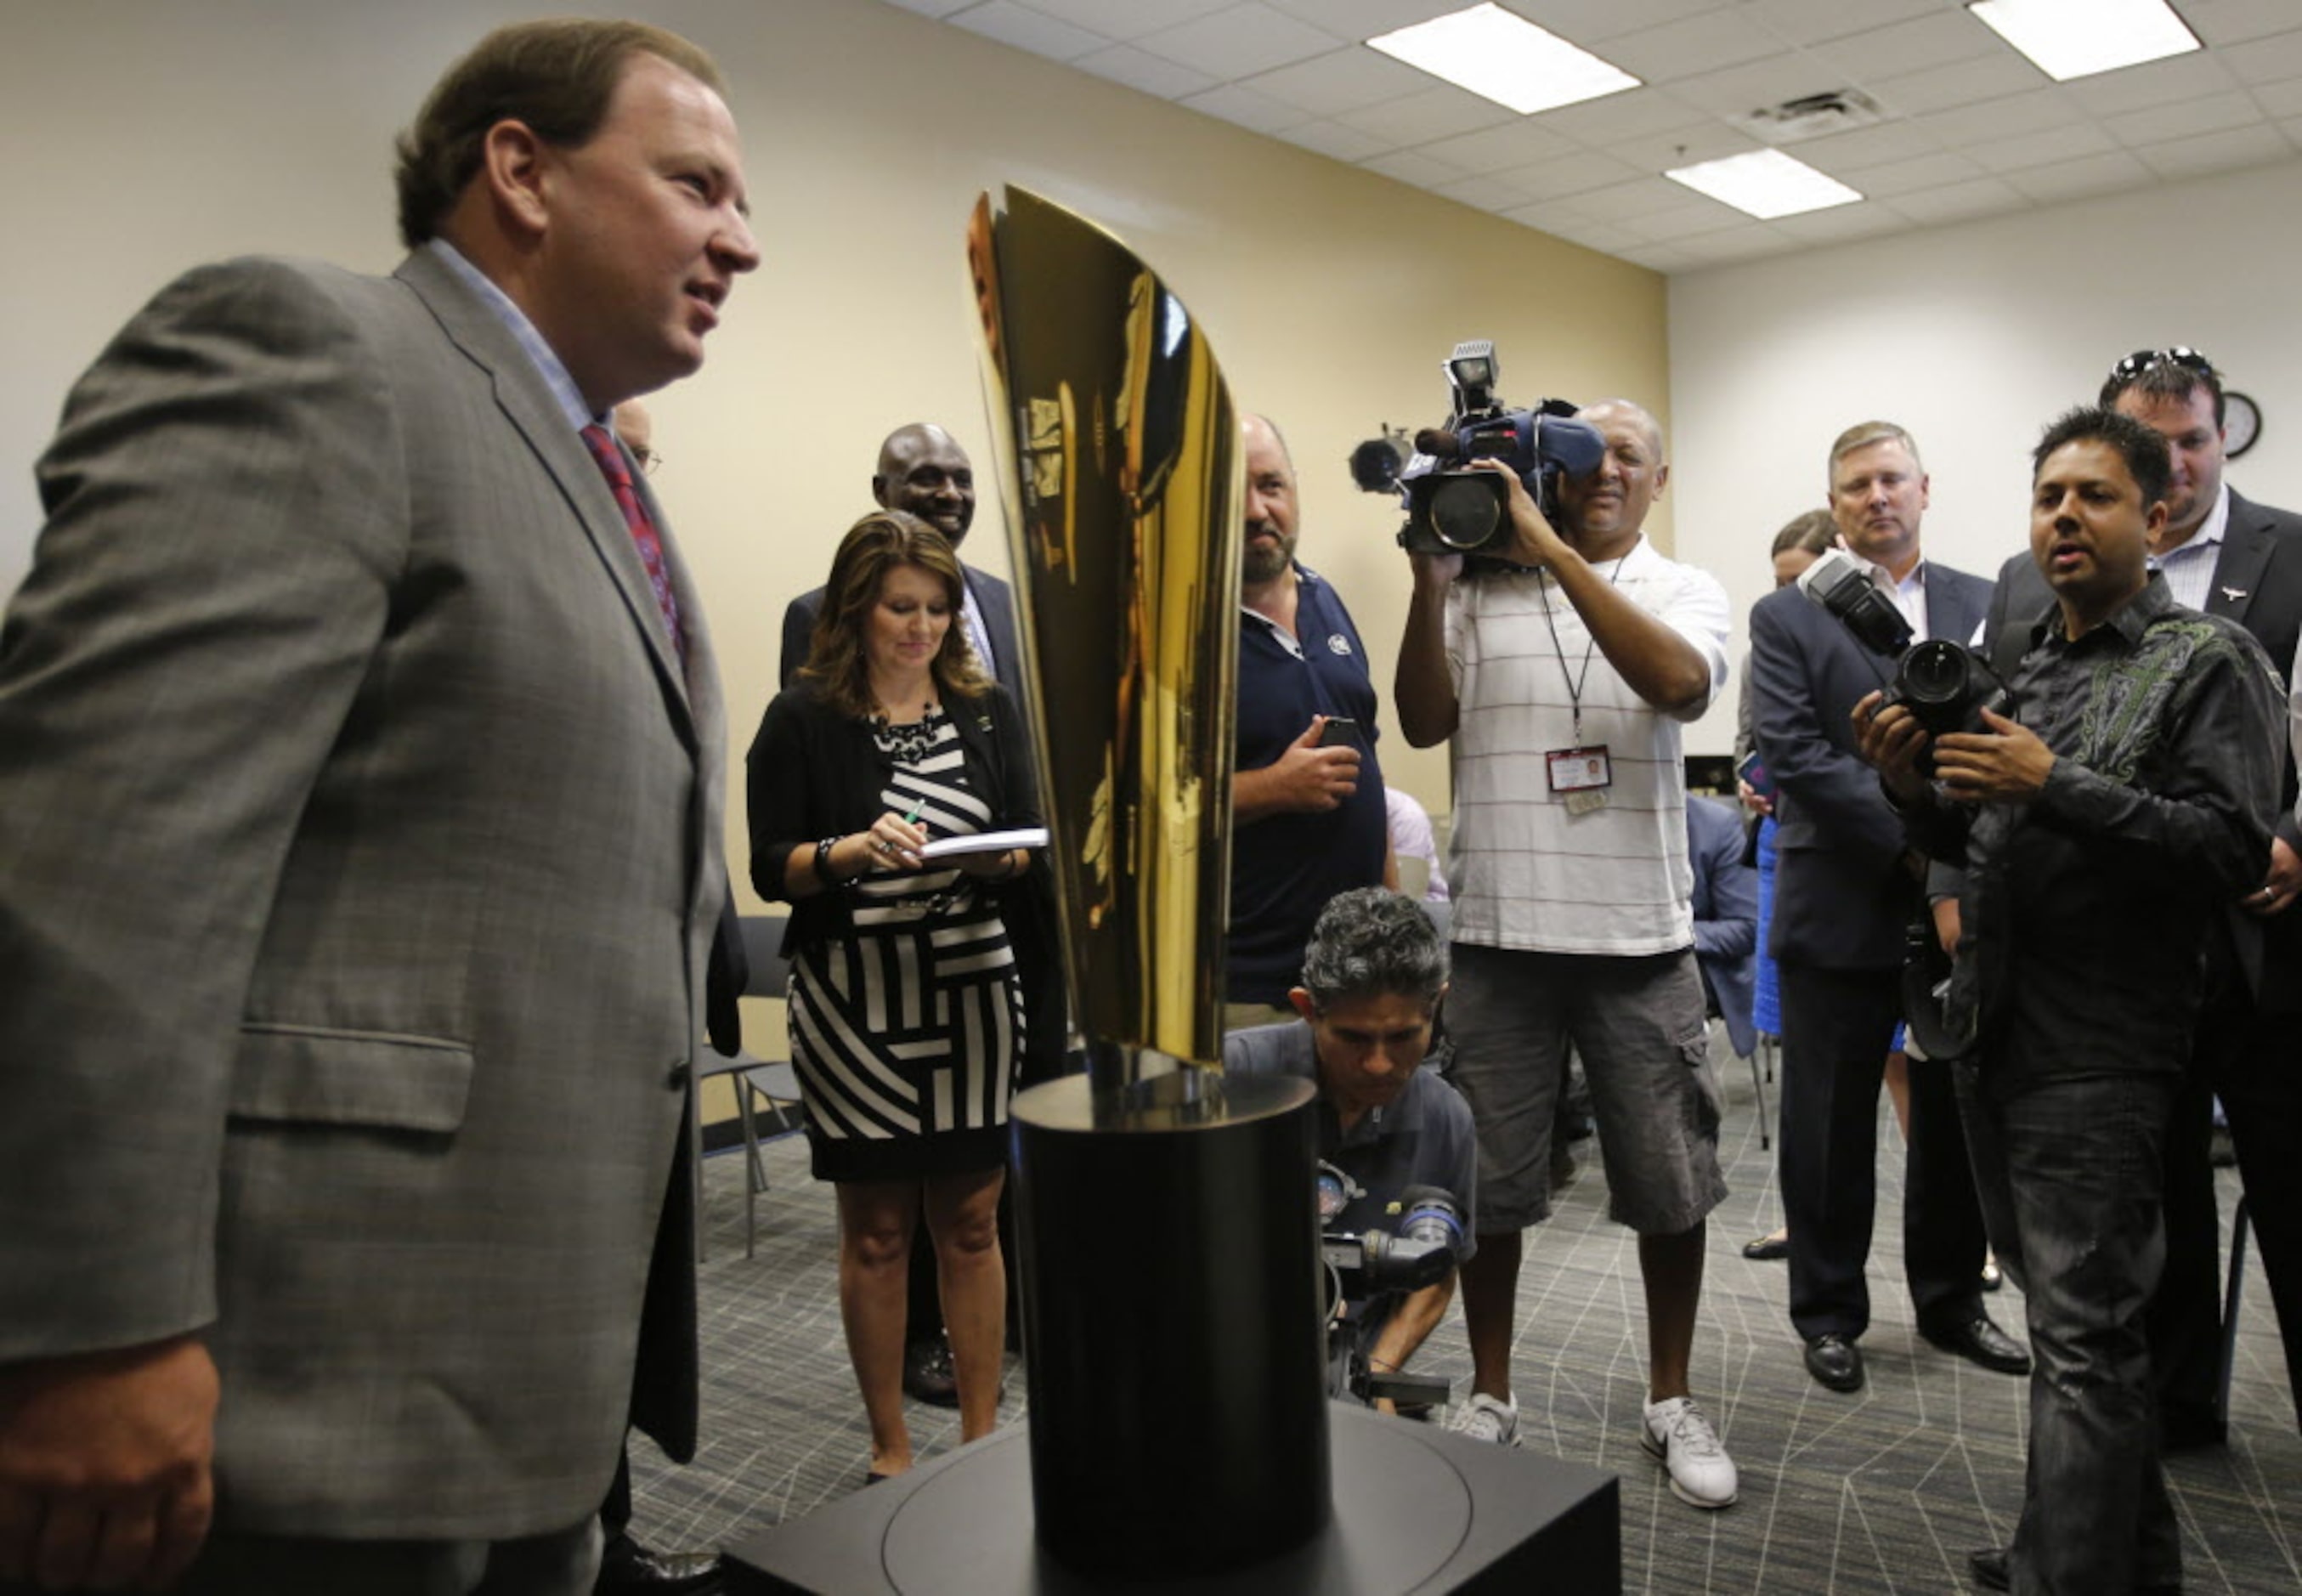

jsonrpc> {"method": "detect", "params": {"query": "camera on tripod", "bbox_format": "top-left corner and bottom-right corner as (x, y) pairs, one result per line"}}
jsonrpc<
(1318, 1162), (1466, 1408)
(1797, 547), (2012, 763)
(1389, 341), (1605, 557)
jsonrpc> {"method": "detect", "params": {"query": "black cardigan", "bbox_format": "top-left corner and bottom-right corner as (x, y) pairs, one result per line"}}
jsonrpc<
(744, 677), (1044, 955)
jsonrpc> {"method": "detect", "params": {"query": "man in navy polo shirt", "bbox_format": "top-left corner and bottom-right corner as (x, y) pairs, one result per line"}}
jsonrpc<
(1226, 414), (1394, 1029)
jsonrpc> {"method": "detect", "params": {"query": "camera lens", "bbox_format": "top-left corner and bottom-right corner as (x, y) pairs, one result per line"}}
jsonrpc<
(1898, 640), (1970, 707)
(1429, 475), (1502, 551)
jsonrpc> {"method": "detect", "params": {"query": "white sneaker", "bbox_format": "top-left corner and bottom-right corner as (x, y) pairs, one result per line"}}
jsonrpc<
(1446, 1391), (1520, 1446)
(1641, 1395), (1738, 1508)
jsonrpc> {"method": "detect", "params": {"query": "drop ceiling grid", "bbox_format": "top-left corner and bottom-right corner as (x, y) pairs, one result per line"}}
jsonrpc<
(901, 0), (2302, 271)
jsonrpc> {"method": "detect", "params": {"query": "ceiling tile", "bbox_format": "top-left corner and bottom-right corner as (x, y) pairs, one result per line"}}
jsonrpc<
(2002, 149), (2157, 204)
(1915, 88), (2081, 149)
(1008, 0), (1235, 40)
(1669, 224), (1797, 264)
(1543, 218), (1653, 254)
(885, 0), (977, 16)
(1609, 123), (1768, 174)
(1886, 175), (2028, 224)
(950, 1), (1112, 59)
(1598, 14), (1796, 85)
(1486, 149), (1653, 202)
(1511, 1), (1741, 48)
(1529, 86), (1714, 145)
(1568, 175), (1705, 222)
(1664, 52), (1865, 119)
(2181, 0), (2302, 48)
(1240, 46), (1430, 115)
(1809, 9), (2005, 82)
(1744, 0), (1939, 49)
(1333, 83), (1519, 144)
(1965, 122), (2116, 174)
(2107, 95), (2267, 147)
(2221, 30), (2302, 86)
(1132, 2), (1347, 77)
(1615, 241), (1700, 273)
(1865, 52), (2044, 118)
(2131, 122), (2294, 178)
(1071, 44), (1218, 99)
(1766, 201), (1912, 244)
(1618, 196), (1756, 241)
(1275, 118), (1396, 161)
(1791, 121), (1948, 173)
(2062, 52), (2241, 117)
(1261, 0), (1464, 37)
(1414, 122), (1581, 174)
(1177, 82), (1316, 134)
(1360, 147), (1475, 186)
(1432, 171), (1549, 212)
(1841, 150), (1989, 197)
(2251, 76), (2302, 119)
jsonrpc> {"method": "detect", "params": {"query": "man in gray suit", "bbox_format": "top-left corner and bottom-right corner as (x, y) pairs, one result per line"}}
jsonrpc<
(1749, 421), (2022, 1395)
(0, 20), (758, 1594)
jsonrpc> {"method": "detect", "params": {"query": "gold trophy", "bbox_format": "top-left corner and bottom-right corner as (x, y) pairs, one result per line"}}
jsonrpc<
(970, 187), (1329, 1578)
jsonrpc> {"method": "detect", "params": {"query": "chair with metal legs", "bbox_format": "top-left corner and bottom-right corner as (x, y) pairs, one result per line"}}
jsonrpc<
(690, 912), (799, 1260)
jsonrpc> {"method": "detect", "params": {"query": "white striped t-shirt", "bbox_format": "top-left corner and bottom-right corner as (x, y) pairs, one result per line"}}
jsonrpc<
(1444, 538), (1731, 955)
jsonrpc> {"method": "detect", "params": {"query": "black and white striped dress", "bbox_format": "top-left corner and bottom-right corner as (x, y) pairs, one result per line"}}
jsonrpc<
(789, 709), (1022, 1180)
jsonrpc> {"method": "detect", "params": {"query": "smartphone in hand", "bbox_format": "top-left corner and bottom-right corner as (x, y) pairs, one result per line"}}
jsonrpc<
(1319, 716), (1367, 752)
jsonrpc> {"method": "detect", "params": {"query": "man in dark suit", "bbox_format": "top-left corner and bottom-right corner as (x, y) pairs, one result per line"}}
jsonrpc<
(0, 21), (756, 1593)
(779, 422), (1064, 1411)
(1983, 348), (2302, 1441)
(1750, 421), (2025, 1394)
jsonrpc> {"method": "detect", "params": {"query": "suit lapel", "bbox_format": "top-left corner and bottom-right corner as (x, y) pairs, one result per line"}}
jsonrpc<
(394, 252), (698, 753)
(2207, 495), (2272, 624)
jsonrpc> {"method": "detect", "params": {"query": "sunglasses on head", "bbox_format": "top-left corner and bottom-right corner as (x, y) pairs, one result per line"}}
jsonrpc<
(2109, 347), (2217, 382)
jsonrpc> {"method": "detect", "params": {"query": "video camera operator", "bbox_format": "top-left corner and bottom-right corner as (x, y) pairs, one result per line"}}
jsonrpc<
(1856, 406), (2282, 1596)
(1223, 887), (1474, 1414)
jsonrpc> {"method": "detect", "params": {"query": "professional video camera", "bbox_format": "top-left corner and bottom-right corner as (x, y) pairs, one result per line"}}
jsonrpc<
(1796, 546), (2012, 762)
(1318, 1163), (1466, 1408)
(1389, 341), (1606, 557)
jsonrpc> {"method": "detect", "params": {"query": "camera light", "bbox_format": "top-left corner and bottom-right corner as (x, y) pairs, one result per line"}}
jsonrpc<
(1967, 0), (2198, 83)
(1367, 4), (1639, 116)
(1665, 149), (1862, 221)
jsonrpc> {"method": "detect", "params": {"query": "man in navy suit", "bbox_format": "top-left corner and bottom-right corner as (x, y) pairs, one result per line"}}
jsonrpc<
(1750, 421), (2024, 1393)
(1983, 349), (2302, 1441)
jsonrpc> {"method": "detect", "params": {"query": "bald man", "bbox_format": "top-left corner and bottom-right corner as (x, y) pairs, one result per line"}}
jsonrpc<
(1394, 399), (1739, 1510)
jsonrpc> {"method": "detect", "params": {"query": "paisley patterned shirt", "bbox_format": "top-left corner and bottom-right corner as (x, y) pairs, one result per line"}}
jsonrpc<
(1914, 574), (2282, 1076)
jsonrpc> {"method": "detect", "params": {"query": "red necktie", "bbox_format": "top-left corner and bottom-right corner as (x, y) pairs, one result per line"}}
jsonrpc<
(580, 423), (685, 660)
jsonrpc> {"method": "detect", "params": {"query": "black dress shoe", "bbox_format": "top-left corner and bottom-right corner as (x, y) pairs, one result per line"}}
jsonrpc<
(1969, 1547), (2011, 1591)
(902, 1333), (960, 1407)
(1922, 1314), (2032, 1376)
(1742, 1233), (1790, 1261)
(595, 1533), (724, 1595)
(1803, 1333), (1864, 1392)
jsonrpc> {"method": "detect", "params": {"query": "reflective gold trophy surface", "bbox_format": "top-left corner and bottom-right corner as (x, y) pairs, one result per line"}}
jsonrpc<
(970, 188), (1330, 1578)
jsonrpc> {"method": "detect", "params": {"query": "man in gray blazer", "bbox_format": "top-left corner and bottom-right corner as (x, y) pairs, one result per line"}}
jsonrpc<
(1750, 421), (2022, 1395)
(0, 20), (758, 1593)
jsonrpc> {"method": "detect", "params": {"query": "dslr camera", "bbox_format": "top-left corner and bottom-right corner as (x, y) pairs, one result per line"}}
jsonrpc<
(1319, 1163), (1465, 1407)
(1392, 341), (1605, 557)
(1796, 546), (2012, 759)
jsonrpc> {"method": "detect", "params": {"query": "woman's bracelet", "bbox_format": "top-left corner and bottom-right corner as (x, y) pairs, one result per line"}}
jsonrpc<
(815, 835), (854, 888)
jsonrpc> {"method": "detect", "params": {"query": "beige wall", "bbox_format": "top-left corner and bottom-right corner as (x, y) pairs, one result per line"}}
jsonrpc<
(0, 0), (1670, 895)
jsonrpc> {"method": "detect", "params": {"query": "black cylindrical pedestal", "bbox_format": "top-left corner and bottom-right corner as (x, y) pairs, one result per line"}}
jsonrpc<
(1011, 1069), (1330, 1581)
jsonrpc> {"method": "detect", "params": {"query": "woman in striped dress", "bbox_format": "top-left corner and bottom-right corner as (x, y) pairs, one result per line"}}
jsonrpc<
(747, 511), (1041, 1483)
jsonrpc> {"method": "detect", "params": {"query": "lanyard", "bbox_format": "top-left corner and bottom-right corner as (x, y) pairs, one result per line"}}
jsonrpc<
(1533, 555), (1626, 746)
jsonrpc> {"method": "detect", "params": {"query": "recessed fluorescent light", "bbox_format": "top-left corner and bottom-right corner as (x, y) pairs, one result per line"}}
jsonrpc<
(1967, 0), (2199, 82)
(1666, 149), (1863, 220)
(1367, 3), (1639, 116)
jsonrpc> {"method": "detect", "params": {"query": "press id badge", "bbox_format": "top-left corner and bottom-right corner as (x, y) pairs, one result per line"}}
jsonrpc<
(1547, 745), (1613, 815)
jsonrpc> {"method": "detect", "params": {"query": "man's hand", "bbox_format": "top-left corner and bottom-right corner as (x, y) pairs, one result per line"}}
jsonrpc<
(0, 1334), (218, 1593)
(1932, 897), (1962, 958)
(1930, 707), (2054, 804)
(1407, 548), (1464, 590)
(1851, 691), (1932, 806)
(1467, 460), (1569, 569)
(1735, 778), (1774, 818)
(2243, 835), (2302, 917)
(1234, 716), (1360, 822)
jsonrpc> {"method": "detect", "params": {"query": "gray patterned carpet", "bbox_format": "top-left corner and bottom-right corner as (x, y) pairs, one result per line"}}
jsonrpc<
(637, 1043), (2299, 1593)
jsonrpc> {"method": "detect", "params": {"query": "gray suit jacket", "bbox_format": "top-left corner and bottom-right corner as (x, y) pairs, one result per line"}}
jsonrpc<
(1749, 561), (1994, 970)
(0, 249), (724, 1537)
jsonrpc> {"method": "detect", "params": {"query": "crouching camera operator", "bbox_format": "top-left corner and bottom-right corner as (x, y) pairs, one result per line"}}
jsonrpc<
(1854, 407), (2282, 1596)
(1223, 887), (1476, 1414)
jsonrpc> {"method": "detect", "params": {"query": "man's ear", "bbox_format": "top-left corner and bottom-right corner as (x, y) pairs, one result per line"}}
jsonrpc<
(870, 474), (893, 510)
(478, 119), (551, 241)
(1287, 988), (1316, 1022)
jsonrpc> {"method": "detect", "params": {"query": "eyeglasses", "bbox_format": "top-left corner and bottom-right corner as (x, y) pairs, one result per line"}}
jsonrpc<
(2109, 348), (2217, 383)
(631, 446), (665, 477)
